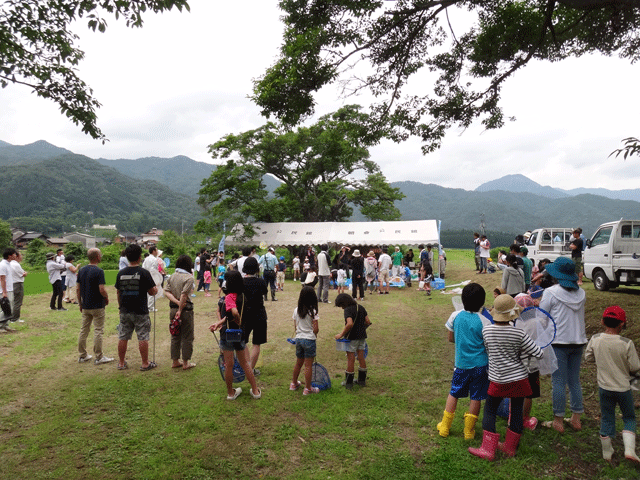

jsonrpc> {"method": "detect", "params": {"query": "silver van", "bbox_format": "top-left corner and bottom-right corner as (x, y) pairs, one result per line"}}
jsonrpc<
(584, 219), (640, 291)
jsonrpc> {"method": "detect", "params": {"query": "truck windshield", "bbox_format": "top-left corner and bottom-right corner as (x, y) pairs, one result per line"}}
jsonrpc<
(591, 227), (613, 247)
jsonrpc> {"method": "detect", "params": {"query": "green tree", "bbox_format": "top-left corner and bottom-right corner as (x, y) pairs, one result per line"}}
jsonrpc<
(24, 238), (46, 267)
(65, 242), (86, 259)
(254, 1), (640, 153)
(0, 0), (190, 141)
(158, 230), (187, 257)
(0, 219), (11, 250)
(197, 105), (404, 237)
(610, 137), (640, 159)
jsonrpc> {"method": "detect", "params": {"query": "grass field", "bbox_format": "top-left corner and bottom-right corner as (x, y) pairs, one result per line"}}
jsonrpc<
(2, 249), (640, 479)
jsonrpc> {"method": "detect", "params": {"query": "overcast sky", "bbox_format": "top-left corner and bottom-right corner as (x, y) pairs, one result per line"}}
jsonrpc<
(1, 1), (639, 191)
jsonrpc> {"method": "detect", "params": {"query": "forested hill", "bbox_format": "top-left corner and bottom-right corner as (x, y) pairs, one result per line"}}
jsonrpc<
(0, 154), (201, 234)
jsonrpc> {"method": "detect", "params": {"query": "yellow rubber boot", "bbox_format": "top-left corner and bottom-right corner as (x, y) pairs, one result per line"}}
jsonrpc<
(463, 413), (479, 440)
(437, 410), (455, 437)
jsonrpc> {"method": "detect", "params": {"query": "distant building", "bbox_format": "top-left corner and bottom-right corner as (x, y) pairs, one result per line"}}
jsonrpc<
(13, 231), (49, 249)
(63, 232), (98, 249)
(141, 228), (163, 246)
(115, 232), (137, 244)
(92, 224), (118, 230)
(47, 237), (71, 249)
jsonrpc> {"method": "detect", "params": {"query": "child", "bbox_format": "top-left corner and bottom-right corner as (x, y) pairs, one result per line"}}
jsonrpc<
(203, 267), (212, 297)
(209, 270), (261, 401)
(336, 266), (347, 294)
(276, 256), (287, 291)
(292, 255), (300, 281)
(439, 283), (490, 440)
(217, 259), (226, 298)
(584, 306), (640, 463)
(469, 294), (543, 461)
(514, 293), (540, 430)
(290, 286), (320, 395)
(303, 256), (310, 272)
(334, 293), (371, 389)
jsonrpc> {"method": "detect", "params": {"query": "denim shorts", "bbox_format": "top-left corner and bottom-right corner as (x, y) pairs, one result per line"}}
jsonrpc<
(118, 312), (151, 341)
(295, 338), (317, 359)
(450, 366), (489, 401)
(219, 337), (246, 352)
(346, 338), (367, 353)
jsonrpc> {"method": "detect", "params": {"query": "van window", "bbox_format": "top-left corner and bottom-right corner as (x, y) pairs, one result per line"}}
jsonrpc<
(591, 226), (613, 247)
(528, 232), (538, 246)
(620, 224), (640, 239)
(541, 231), (551, 244)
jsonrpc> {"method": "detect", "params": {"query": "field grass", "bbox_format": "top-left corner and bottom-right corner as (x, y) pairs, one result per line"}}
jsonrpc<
(2, 249), (640, 479)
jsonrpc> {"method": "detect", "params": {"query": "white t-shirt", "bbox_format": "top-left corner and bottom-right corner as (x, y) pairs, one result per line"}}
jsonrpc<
(65, 262), (78, 287)
(378, 253), (392, 271)
(293, 307), (318, 340)
(480, 239), (491, 258)
(10, 259), (25, 284)
(0, 259), (13, 293)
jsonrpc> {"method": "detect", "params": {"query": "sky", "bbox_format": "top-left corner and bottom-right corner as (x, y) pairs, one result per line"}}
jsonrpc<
(1, 1), (639, 192)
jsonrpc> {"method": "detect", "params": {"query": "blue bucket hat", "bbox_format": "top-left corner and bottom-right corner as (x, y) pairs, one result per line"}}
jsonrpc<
(544, 257), (579, 289)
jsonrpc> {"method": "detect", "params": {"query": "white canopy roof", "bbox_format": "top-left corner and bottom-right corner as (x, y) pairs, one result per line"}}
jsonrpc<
(226, 220), (440, 247)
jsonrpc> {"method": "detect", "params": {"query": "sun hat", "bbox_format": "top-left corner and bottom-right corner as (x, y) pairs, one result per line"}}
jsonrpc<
(268, 246), (275, 252)
(46, 252), (55, 260)
(603, 305), (626, 324)
(157, 249), (163, 256)
(367, 251), (375, 257)
(491, 294), (523, 323)
(544, 257), (579, 289)
(352, 249), (361, 257)
(514, 293), (535, 309)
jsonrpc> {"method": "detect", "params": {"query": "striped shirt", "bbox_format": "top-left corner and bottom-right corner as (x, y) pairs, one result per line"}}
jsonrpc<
(482, 324), (543, 384)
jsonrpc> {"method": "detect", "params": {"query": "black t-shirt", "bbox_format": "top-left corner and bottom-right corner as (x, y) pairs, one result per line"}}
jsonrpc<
(350, 256), (364, 277)
(571, 238), (583, 258)
(77, 265), (106, 310)
(115, 266), (155, 314)
(344, 304), (368, 340)
(243, 276), (268, 323)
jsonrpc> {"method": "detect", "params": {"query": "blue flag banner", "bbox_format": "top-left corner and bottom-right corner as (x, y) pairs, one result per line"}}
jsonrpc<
(218, 235), (225, 253)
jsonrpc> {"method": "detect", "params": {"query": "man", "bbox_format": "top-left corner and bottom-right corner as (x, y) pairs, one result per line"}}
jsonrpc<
(77, 248), (113, 364)
(260, 246), (278, 301)
(570, 229), (584, 285)
(438, 244), (447, 280)
(509, 244), (524, 268)
(377, 247), (392, 294)
(317, 244), (331, 303)
(473, 233), (481, 271)
(229, 247), (250, 278)
(519, 246), (533, 290)
(142, 245), (163, 311)
(391, 246), (403, 277)
(10, 251), (27, 324)
(0, 248), (18, 332)
(56, 248), (68, 302)
(46, 251), (67, 310)
(115, 244), (158, 371)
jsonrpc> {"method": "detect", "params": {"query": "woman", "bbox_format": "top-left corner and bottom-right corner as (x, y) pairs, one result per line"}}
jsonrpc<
(64, 254), (81, 304)
(241, 256), (268, 376)
(164, 254), (197, 370)
(539, 257), (587, 433)
(364, 251), (378, 294)
(350, 249), (365, 300)
(501, 254), (525, 296)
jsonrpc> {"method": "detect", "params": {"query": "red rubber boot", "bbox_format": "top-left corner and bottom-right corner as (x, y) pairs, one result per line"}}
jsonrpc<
(469, 430), (500, 461)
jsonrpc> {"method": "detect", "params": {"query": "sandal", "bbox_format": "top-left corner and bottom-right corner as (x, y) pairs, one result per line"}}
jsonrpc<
(227, 387), (242, 400)
(140, 361), (157, 371)
(117, 362), (128, 370)
(182, 362), (196, 370)
(250, 388), (262, 399)
(541, 420), (564, 433)
(172, 361), (183, 368)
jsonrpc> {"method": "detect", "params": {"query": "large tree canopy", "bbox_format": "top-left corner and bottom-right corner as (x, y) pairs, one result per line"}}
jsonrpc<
(0, 0), (190, 141)
(253, 0), (640, 153)
(197, 105), (404, 237)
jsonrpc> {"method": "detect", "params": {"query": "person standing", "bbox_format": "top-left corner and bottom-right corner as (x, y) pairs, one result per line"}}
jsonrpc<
(64, 255), (81, 304)
(261, 247), (278, 301)
(10, 251), (27, 324)
(473, 233), (481, 271)
(142, 245), (163, 312)
(377, 248), (392, 295)
(76, 248), (113, 364)
(118, 250), (129, 270)
(569, 229), (584, 286)
(165, 254), (196, 370)
(0, 248), (18, 332)
(519, 246), (533, 291)
(391, 246), (403, 278)
(46, 251), (67, 311)
(115, 244), (158, 371)
(56, 248), (68, 303)
(316, 244), (331, 304)
(438, 244), (447, 280)
(479, 236), (490, 274)
(350, 250), (365, 300)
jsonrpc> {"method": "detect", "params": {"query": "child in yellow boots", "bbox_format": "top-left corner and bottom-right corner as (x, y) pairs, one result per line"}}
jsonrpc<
(438, 283), (490, 440)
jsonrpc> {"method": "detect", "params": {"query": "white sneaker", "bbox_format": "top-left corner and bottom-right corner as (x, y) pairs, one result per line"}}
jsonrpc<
(16, 319), (25, 323)
(95, 356), (114, 365)
(78, 355), (93, 363)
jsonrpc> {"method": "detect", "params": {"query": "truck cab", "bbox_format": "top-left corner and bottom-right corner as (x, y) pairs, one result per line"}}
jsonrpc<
(525, 228), (575, 264)
(584, 219), (640, 291)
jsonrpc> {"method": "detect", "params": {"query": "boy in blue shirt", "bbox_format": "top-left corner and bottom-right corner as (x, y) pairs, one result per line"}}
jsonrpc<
(438, 283), (489, 440)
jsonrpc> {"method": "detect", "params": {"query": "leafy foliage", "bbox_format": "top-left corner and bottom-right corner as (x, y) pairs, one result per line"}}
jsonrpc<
(0, 219), (11, 250)
(609, 136), (640, 159)
(24, 237), (46, 267)
(198, 105), (404, 236)
(254, 1), (640, 152)
(0, 0), (190, 141)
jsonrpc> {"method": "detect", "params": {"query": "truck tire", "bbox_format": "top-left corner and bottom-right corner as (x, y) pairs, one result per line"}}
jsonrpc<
(593, 271), (610, 291)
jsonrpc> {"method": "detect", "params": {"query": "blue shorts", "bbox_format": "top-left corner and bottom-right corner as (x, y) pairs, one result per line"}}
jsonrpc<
(450, 366), (489, 401)
(295, 338), (317, 359)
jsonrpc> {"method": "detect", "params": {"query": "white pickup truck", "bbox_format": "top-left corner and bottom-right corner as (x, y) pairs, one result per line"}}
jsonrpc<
(524, 228), (576, 264)
(584, 219), (640, 291)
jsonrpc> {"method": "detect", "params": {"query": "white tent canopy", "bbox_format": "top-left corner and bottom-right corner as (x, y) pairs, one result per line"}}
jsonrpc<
(225, 220), (440, 247)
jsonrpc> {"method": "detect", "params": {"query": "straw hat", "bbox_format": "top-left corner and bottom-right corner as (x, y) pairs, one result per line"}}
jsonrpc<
(491, 294), (523, 323)
(367, 251), (375, 257)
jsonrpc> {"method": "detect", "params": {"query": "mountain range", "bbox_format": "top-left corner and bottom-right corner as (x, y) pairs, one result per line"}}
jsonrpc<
(1, 140), (639, 238)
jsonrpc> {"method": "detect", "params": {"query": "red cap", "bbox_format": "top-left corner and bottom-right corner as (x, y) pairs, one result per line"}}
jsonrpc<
(603, 306), (626, 324)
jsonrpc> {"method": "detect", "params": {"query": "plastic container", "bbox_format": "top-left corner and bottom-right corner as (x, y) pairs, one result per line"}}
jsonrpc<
(336, 338), (351, 351)
(432, 278), (445, 290)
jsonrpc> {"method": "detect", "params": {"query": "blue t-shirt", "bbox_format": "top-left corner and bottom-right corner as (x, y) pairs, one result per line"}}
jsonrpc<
(445, 310), (488, 370)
